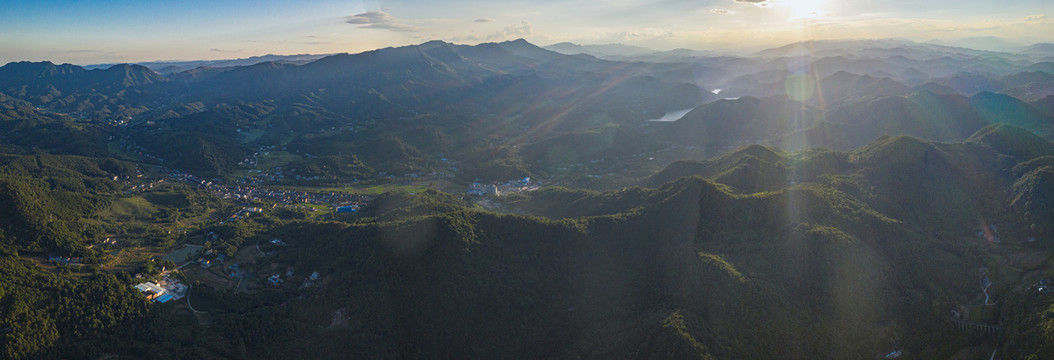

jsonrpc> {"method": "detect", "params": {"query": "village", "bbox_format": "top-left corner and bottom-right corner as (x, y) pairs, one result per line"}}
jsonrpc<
(466, 176), (538, 196)
(165, 167), (371, 207)
(130, 232), (326, 315)
(115, 169), (545, 311)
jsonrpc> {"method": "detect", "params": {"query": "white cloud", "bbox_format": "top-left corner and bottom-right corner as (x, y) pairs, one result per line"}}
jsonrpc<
(711, 9), (734, 14)
(345, 11), (419, 32)
(61, 49), (112, 54)
(504, 21), (533, 37)
(449, 21), (535, 43)
(615, 28), (674, 42)
(734, 0), (769, 7)
(1025, 14), (1046, 22)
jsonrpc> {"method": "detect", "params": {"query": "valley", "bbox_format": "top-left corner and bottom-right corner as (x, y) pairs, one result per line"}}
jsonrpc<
(1, 38), (1054, 359)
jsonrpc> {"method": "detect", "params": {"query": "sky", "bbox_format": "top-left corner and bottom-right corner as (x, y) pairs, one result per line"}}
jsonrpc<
(0, 0), (1052, 64)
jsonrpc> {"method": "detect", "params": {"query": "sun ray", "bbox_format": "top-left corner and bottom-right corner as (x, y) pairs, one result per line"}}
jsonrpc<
(779, 0), (829, 20)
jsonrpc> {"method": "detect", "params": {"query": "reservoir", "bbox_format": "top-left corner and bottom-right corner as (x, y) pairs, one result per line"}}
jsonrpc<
(645, 108), (693, 122)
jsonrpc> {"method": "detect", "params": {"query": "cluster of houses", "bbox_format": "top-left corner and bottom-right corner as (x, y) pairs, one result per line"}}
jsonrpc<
(166, 166), (371, 207)
(219, 207), (264, 225)
(466, 177), (535, 197)
(236, 148), (264, 168)
(47, 256), (81, 265)
(1038, 278), (1053, 294)
(239, 165), (326, 185)
(302, 271), (321, 288)
(467, 183), (501, 196)
(268, 267), (322, 288)
(267, 274), (285, 285)
(126, 179), (166, 193)
(268, 267), (296, 286)
(227, 262), (244, 279)
(105, 117), (129, 127)
(134, 277), (187, 304)
(242, 156), (455, 188)
(114, 144), (383, 216)
(190, 237), (229, 268)
(335, 204), (360, 213)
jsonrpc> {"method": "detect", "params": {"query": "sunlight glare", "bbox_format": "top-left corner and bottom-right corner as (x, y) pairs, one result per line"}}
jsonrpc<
(779, 0), (829, 20)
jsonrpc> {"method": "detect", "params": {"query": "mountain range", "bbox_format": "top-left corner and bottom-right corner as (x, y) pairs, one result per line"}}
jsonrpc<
(85, 53), (335, 75)
(1, 38), (1050, 183)
(1, 38), (1054, 359)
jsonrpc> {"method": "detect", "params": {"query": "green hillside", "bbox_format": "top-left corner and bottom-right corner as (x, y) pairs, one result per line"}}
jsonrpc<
(155, 125), (1051, 358)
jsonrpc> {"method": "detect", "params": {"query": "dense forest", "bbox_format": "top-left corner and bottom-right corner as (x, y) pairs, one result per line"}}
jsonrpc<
(2, 125), (1053, 358)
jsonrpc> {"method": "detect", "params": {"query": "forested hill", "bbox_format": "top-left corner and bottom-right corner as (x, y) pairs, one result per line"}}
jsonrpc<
(0, 154), (155, 359)
(1, 128), (1053, 359)
(83, 127), (1048, 359)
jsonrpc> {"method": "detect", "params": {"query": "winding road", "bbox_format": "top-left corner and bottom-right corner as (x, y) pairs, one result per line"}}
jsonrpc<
(185, 285), (208, 314)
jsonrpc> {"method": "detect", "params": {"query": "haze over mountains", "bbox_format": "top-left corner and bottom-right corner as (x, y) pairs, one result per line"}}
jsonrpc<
(1, 38), (1051, 181)
(2, 37), (1054, 359)
(84, 54), (335, 75)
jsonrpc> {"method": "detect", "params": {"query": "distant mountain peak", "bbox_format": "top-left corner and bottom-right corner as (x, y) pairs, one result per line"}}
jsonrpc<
(419, 39), (454, 49)
(543, 42), (656, 59)
(500, 38), (531, 46)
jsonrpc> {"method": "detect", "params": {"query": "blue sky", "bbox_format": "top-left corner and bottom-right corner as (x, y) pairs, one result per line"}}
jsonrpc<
(1, 0), (1051, 64)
